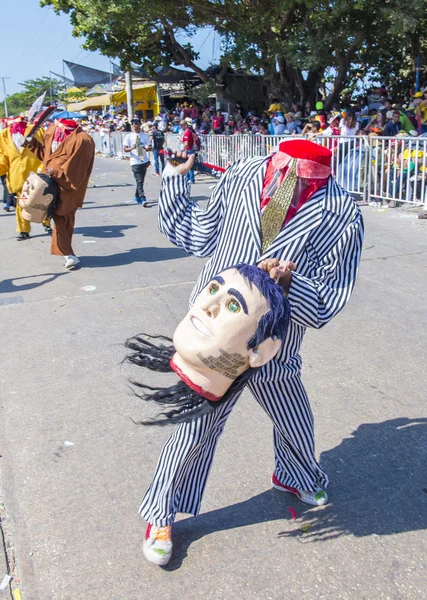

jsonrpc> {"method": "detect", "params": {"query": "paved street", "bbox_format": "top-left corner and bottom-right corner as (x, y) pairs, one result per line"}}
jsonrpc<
(0, 157), (426, 600)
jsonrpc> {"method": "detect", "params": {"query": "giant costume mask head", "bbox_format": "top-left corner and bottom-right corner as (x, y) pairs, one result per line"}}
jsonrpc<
(18, 172), (58, 223)
(125, 264), (291, 425)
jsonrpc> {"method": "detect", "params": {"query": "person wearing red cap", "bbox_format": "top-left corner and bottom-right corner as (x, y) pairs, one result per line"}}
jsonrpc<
(138, 139), (363, 565)
(28, 119), (95, 269)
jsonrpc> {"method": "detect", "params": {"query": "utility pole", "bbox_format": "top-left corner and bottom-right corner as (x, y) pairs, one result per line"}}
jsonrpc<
(0, 77), (10, 117)
(125, 70), (134, 120)
(49, 71), (55, 105)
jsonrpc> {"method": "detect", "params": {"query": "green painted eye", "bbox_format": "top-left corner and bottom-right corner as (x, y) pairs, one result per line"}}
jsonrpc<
(228, 300), (240, 313)
(209, 284), (219, 295)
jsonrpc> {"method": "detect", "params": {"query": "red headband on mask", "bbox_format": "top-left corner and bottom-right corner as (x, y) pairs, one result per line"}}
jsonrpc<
(58, 119), (79, 130)
(9, 117), (27, 136)
(275, 139), (332, 178)
(53, 119), (79, 143)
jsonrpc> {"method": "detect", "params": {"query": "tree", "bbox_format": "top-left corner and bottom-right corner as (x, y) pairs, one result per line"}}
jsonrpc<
(362, 0), (427, 100)
(219, 0), (427, 107)
(41, 0), (427, 109)
(0, 77), (64, 118)
(41, 0), (211, 80)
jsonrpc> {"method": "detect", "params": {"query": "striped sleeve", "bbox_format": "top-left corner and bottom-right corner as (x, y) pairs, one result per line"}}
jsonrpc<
(157, 164), (236, 257)
(288, 206), (364, 329)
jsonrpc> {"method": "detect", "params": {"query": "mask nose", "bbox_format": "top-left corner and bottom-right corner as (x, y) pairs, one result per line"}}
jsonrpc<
(200, 295), (221, 319)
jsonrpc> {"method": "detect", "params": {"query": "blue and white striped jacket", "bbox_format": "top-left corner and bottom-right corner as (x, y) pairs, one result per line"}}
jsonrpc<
(158, 156), (364, 381)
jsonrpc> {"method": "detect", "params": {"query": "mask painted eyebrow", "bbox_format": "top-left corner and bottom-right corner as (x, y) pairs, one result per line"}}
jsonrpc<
(211, 275), (225, 286)
(227, 288), (248, 315)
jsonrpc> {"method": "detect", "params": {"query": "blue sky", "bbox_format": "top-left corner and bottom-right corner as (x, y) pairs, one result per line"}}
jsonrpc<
(1, 0), (220, 99)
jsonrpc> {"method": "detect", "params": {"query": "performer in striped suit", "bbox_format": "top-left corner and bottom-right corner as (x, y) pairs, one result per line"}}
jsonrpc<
(140, 139), (364, 566)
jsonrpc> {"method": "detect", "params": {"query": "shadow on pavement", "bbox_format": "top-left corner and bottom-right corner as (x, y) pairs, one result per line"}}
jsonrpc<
(0, 272), (68, 294)
(82, 246), (189, 267)
(79, 203), (152, 211)
(74, 225), (137, 238)
(78, 197), (207, 212)
(89, 183), (133, 188)
(166, 417), (427, 569)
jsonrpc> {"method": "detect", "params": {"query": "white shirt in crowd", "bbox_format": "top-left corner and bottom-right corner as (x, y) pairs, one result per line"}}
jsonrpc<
(339, 119), (360, 136)
(273, 123), (286, 135)
(285, 121), (301, 134)
(123, 131), (151, 165)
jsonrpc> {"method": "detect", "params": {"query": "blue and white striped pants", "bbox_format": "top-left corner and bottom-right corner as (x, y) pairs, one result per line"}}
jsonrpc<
(139, 375), (328, 527)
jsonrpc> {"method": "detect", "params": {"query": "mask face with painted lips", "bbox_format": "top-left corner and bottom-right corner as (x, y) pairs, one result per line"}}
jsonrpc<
(172, 268), (282, 398)
(19, 172), (57, 223)
(124, 263), (290, 424)
(20, 172), (51, 206)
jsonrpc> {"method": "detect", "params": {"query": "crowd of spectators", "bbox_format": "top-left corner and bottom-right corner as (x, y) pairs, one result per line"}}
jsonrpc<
(81, 86), (427, 141)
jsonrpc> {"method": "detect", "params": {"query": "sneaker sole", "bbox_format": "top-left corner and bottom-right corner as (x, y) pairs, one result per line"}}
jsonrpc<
(142, 544), (172, 566)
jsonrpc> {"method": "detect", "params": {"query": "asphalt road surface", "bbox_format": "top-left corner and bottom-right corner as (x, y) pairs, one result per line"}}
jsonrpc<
(0, 157), (426, 600)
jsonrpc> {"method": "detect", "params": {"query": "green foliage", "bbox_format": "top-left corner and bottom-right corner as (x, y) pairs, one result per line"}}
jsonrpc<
(0, 77), (64, 118)
(41, 0), (205, 72)
(190, 80), (217, 105)
(40, 0), (427, 105)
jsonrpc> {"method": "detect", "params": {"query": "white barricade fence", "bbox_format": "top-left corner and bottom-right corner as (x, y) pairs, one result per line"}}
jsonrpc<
(91, 131), (150, 161)
(91, 132), (427, 207)
(91, 132), (106, 154)
(92, 132), (127, 158)
(314, 136), (369, 201)
(367, 136), (427, 206)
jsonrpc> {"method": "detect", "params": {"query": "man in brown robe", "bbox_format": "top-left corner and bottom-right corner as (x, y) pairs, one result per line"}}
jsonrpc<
(29, 119), (95, 269)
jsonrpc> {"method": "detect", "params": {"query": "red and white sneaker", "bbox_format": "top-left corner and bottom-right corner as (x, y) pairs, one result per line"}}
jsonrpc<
(272, 473), (328, 506)
(143, 523), (173, 566)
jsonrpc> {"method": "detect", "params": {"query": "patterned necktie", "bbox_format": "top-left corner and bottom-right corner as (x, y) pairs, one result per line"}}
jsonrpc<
(260, 159), (298, 253)
(136, 135), (142, 157)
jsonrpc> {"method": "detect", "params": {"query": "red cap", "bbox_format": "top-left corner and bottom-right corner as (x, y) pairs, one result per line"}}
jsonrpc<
(58, 119), (78, 129)
(10, 116), (27, 135)
(278, 139), (332, 167)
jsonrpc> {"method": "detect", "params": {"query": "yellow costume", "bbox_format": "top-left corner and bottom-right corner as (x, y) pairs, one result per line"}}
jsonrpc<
(417, 103), (427, 124)
(268, 102), (285, 113)
(0, 123), (51, 233)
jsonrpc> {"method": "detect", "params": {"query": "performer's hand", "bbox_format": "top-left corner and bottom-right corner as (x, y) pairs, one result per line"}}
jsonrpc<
(168, 150), (195, 175)
(258, 258), (296, 296)
(45, 166), (58, 178)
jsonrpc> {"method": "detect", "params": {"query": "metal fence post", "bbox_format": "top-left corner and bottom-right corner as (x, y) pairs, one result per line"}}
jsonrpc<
(364, 136), (372, 204)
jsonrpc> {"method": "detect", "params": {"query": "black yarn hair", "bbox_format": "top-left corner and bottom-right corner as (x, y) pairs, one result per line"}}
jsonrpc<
(37, 172), (59, 218)
(124, 264), (291, 426)
(124, 334), (174, 372)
